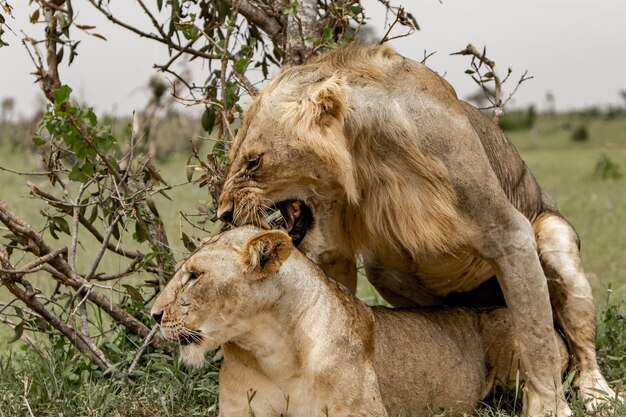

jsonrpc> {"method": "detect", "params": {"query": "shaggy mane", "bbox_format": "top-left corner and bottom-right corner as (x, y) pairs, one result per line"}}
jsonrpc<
(232, 43), (472, 258)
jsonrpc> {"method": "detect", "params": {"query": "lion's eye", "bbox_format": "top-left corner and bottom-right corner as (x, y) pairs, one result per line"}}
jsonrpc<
(182, 270), (199, 285)
(246, 155), (262, 171)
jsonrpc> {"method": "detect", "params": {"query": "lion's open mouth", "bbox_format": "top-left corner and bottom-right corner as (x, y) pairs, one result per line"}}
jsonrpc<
(275, 200), (313, 246)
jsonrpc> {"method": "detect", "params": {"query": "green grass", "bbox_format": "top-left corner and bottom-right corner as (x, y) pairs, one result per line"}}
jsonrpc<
(0, 344), (221, 417)
(508, 115), (626, 301)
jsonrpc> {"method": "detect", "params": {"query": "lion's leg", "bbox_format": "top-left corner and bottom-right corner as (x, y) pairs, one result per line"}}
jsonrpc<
(479, 308), (569, 396)
(477, 209), (571, 417)
(533, 212), (618, 411)
(364, 263), (444, 307)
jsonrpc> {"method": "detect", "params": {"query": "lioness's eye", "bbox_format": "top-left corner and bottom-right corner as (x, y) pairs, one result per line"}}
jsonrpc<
(188, 271), (199, 281)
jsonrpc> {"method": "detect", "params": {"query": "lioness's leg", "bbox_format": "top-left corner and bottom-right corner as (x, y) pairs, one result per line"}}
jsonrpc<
(477, 209), (571, 417)
(533, 212), (618, 410)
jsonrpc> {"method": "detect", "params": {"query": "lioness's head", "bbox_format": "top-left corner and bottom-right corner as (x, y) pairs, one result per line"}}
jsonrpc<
(217, 62), (360, 246)
(151, 226), (293, 366)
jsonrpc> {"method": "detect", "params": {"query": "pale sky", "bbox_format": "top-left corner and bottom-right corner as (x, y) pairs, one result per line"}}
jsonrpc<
(1, 0), (626, 118)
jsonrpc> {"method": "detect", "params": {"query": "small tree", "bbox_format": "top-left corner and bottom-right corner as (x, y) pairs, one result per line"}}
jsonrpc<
(0, 0), (418, 375)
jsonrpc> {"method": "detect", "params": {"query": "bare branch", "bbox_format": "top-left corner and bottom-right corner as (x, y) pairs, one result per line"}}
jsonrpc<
(29, 185), (147, 261)
(452, 43), (532, 122)
(1, 245), (114, 373)
(84, 0), (222, 60)
(127, 324), (160, 376)
(221, 0), (283, 43)
(0, 199), (168, 350)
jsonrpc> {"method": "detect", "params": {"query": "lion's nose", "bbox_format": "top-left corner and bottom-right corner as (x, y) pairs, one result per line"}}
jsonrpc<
(217, 201), (234, 224)
(152, 311), (163, 324)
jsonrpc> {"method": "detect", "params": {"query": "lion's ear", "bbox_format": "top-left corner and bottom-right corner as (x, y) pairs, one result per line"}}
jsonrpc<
(240, 230), (292, 277)
(308, 76), (347, 126)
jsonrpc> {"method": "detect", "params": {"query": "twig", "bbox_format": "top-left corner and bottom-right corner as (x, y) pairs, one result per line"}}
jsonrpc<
(29, 185), (148, 261)
(22, 377), (36, 417)
(379, 5), (415, 44)
(0, 247), (68, 275)
(84, 212), (123, 281)
(70, 181), (90, 274)
(136, 0), (168, 39)
(127, 324), (160, 376)
(421, 50), (436, 64)
(451, 43), (532, 122)
(0, 317), (40, 350)
(233, 71), (260, 96)
(0, 166), (54, 176)
(0, 199), (165, 349)
(1, 245), (114, 373)
(85, 0), (223, 61)
(92, 256), (143, 281)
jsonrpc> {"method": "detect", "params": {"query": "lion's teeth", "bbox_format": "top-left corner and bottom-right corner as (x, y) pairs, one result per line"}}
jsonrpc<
(279, 202), (295, 229)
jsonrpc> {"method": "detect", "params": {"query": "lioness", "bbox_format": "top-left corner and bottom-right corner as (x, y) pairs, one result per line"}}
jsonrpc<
(217, 43), (617, 415)
(151, 226), (568, 417)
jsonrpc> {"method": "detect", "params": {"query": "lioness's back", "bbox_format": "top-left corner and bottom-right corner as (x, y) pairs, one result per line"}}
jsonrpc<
(372, 307), (487, 417)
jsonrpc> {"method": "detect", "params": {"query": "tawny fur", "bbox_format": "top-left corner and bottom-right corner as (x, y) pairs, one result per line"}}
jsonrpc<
(217, 43), (620, 416)
(151, 227), (568, 417)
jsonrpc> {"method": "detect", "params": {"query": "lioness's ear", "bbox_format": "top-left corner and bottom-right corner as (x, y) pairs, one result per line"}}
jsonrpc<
(240, 230), (292, 277)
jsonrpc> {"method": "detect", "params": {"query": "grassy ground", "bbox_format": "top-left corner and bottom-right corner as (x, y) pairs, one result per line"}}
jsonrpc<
(508, 115), (626, 300)
(0, 114), (625, 416)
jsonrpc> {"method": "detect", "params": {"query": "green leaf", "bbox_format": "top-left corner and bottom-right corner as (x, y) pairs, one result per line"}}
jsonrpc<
(282, 0), (298, 16)
(201, 106), (216, 133)
(54, 85), (72, 105)
(56, 46), (64, 64)
(158, 189), (173, 201)
(134, 221), (147, 243)
(225, 81), (239, 109)
(157, 0), (163, 11)
(186, 154), (195, 182)
(182, 232), (196, 252)
(122, 284), (144, 302)
(111, 222), (120, 240)
(48, 222), (59, 240)
(233, 57), (248, 74)
(213, 139), (228, 163)
(69, 166), (89, 182)
(68, 41), (80, 65)
(52, 217), (71, 235)
(350, 5), (362, 15)
(79, 198), (88, 217)
(32, 135), (46, 146)
(7, 322), (24, 344)
(88, 205), (98, 224)
(146, 198), (159, 217)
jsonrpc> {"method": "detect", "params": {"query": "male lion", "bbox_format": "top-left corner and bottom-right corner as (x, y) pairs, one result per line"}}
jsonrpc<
(217, 43), (617, 416)
(151, 226), (569, 417)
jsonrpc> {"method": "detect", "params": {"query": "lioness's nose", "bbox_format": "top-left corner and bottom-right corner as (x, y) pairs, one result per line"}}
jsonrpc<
(152, 311), (163, 324)
(217, 201), (234, 224)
